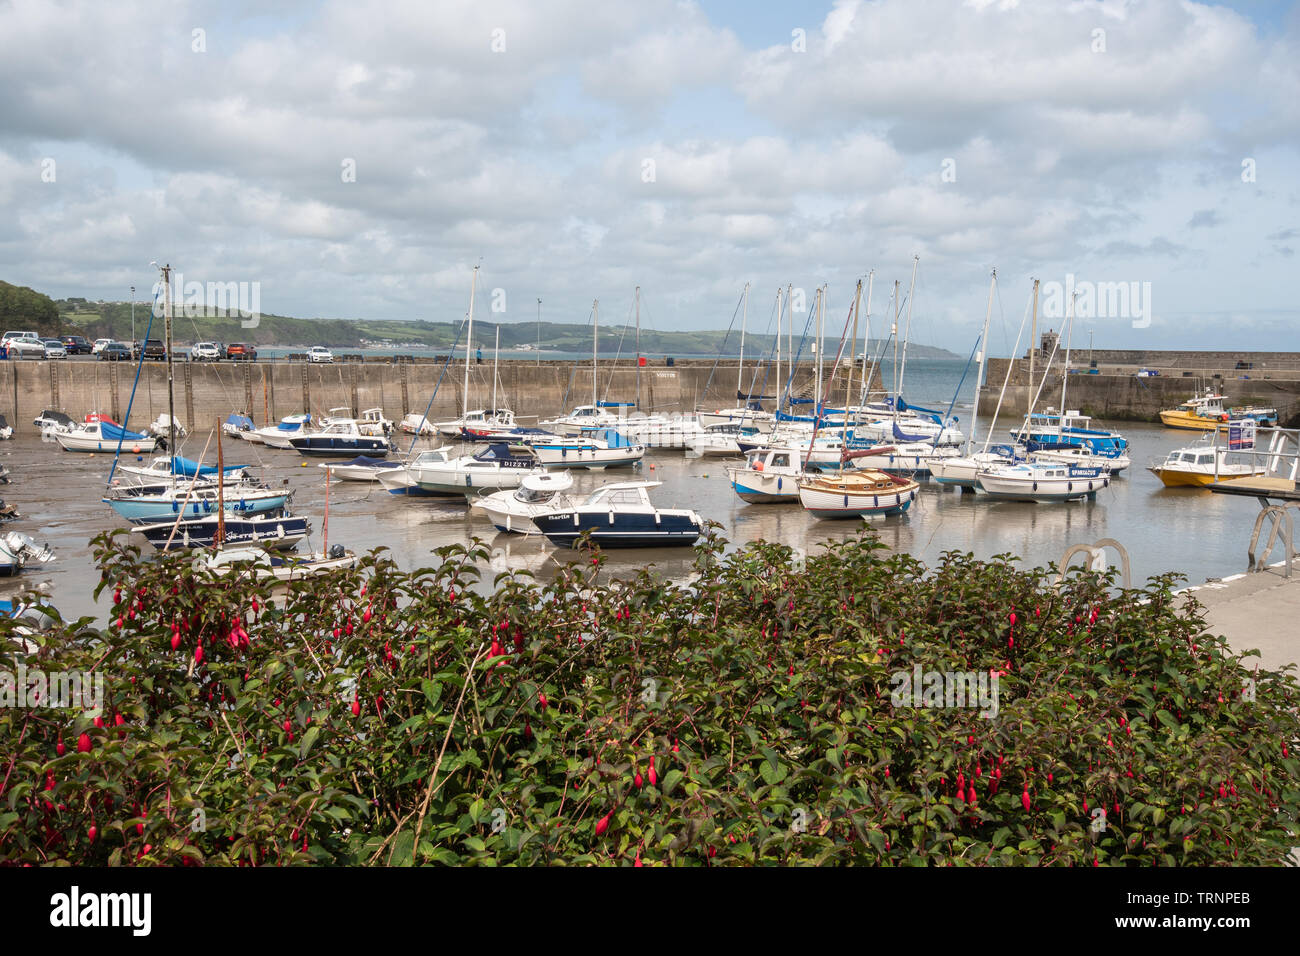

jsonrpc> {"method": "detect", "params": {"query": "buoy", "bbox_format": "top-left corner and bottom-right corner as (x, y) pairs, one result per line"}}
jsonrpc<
(131, 446), (140, 454)
(301, 461), (307, 467)
(649, 463), (655, 470)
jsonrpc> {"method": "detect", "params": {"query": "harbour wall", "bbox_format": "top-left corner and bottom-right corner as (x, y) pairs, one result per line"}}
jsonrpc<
(1, 358), (880, 432)
(980, 351), (1300, 425)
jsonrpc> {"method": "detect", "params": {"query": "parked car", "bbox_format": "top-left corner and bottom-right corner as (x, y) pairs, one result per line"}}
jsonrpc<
(225, 342), (257, 361)
(42, 339), (68, 359)
(133, 339), (167, 361)
(308, 346), (334, 364)
(189, 341), (221, 361)
(1, 331), (46, 359)
(60, 335), (92, 355)
(91, 338), (113, 355)
(99, 342), (132, 361)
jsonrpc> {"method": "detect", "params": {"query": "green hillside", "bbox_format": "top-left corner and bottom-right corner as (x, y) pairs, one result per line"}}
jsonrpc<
(49, 295), (959, 358)
(1, 281), (61, 336)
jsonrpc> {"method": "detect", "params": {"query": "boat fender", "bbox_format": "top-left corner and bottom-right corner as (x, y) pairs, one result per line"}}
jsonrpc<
(172, 501), (179, 513)
(843, 494), (849, 507)
(654, 510), (661, 525)
(1088, 481), (1093, 491)
(1032, 481), (1038, 492)
(609, 510), (616, 525)
(776, 477), (782, 491)
(1068, 482), (1072, 492)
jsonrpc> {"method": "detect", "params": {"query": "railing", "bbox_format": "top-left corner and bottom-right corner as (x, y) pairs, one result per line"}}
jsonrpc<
(1206, 426), (1300, 577)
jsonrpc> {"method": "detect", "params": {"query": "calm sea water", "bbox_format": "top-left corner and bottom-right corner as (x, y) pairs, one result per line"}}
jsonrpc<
(0, 357), (1261, 623)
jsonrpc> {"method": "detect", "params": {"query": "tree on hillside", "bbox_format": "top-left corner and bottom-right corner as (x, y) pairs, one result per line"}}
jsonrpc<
(0, 280), (61, 335)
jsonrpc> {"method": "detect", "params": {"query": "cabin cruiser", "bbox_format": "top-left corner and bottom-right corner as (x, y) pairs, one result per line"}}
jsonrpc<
(223, 413), (255, 441)
(400, 412), (438, 436)
(1159, 389), (1277, 431)
(289, 419), (391, 458)
(248, 413), (313, 448)
(55, 419), (157, 453)
(727, 447), (808, 503)
(539, 403), (625, 437)
(408, 442), (540, 496)
(1010, 409), (1128, 456)
(1147, 444), (1264, 488)
(531, 480), (703, 548)
(319, 455), (404, 481)
(470, 471), (576, 534)
(0, 531), (54, 576)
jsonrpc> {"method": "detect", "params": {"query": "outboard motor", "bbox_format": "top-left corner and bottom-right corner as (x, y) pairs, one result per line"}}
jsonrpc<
(328, 544), (346, 560)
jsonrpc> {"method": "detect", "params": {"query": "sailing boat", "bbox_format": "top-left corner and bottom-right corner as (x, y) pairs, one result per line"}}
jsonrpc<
(795, 279), (920, 519)
(195, 421), (356, 579)
(434, 267), (517, 437)
(976, 291), (1111, 502)
(931, 270), (1026, 489)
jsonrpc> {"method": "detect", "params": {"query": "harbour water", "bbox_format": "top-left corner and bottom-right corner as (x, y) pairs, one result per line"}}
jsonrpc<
(0, 357), (1266, 623)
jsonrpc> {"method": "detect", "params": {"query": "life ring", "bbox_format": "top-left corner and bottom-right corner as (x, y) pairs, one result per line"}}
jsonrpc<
(754, 462), (764, 472)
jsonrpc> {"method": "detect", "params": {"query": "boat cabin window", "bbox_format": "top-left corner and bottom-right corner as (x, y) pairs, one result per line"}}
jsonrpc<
(1196, 453), (1215, 465)
(771, 453), (790, 468)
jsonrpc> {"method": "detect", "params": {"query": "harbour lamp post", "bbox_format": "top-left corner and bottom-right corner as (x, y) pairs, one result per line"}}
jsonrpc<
(1088, 329), (1094, 366)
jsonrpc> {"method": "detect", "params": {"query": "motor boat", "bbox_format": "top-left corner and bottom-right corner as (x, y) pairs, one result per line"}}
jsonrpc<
(531, 480), (703, 548)
(0, 531), (54, 576)
(400, 412), (438, 436)
(796, 469), (920, 519)
(470, 471), (576, 534)
(289, 419), (391, 458)
(319, 455), (404, 481)
(975, 461), (1110, 502)
(1010, 409), (1128, 456)
(1159, 389), (1277, 431)
(249, 413), (313, 448)
(1147, 444), (1264, 488)
(605, 412), (707, 450)
(695, 401), (775, 433)
(727, 447), (808, 503)
(222, 413), (255, 441)
(55, 419), (157, 453)
(1028, 442), (1131, 475)
(409, 443), (540, 496)
(0, 414), (11, 440)
(147, 413), (187, 440)
(35, 409), (76, 439)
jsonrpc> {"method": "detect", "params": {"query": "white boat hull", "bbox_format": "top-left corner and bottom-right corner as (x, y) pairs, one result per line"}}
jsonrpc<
(976, 471), (1109, 502)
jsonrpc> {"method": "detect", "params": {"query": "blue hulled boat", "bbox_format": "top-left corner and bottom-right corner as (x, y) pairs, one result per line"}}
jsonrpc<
(132, 513), (310, 551)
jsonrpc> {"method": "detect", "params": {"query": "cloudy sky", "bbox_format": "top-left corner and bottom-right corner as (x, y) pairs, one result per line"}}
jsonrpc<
(0, 0), (1296, 352)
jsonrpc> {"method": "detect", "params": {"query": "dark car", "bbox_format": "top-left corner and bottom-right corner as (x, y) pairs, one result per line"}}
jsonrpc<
(225, 342), (257, 361)
(60, 335), (92, 355)
(133, 338), (167, 361)
(99, 342), (132, 361)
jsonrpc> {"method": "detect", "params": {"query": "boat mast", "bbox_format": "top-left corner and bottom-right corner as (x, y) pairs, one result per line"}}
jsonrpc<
(892, 280), (900, 424)
(969, 269), (996, 457)
(1059, 291), (1076, 415)
(774, 287), (783, 415)
(898, 254), (919, 402)
(843, 279), (862, 454)
(215, 415), (225, 547)
(1028, 277), (1039, 392)
(491, 325), (499, 414)
(162, 263), (175, 458)
(637, 290), (642, 413)
(786, 282), (793, 392)
(859, 270), (874, 408)
(592, 299), (598, 407)
(814, 287), (823, 425)
(463, 265), (478, 419)
(737, 282), (749, 401)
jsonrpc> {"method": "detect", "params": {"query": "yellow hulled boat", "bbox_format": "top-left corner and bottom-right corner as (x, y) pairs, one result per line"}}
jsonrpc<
(1147, 445), (1264, 488)
(1159, 389), (1278, 431)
